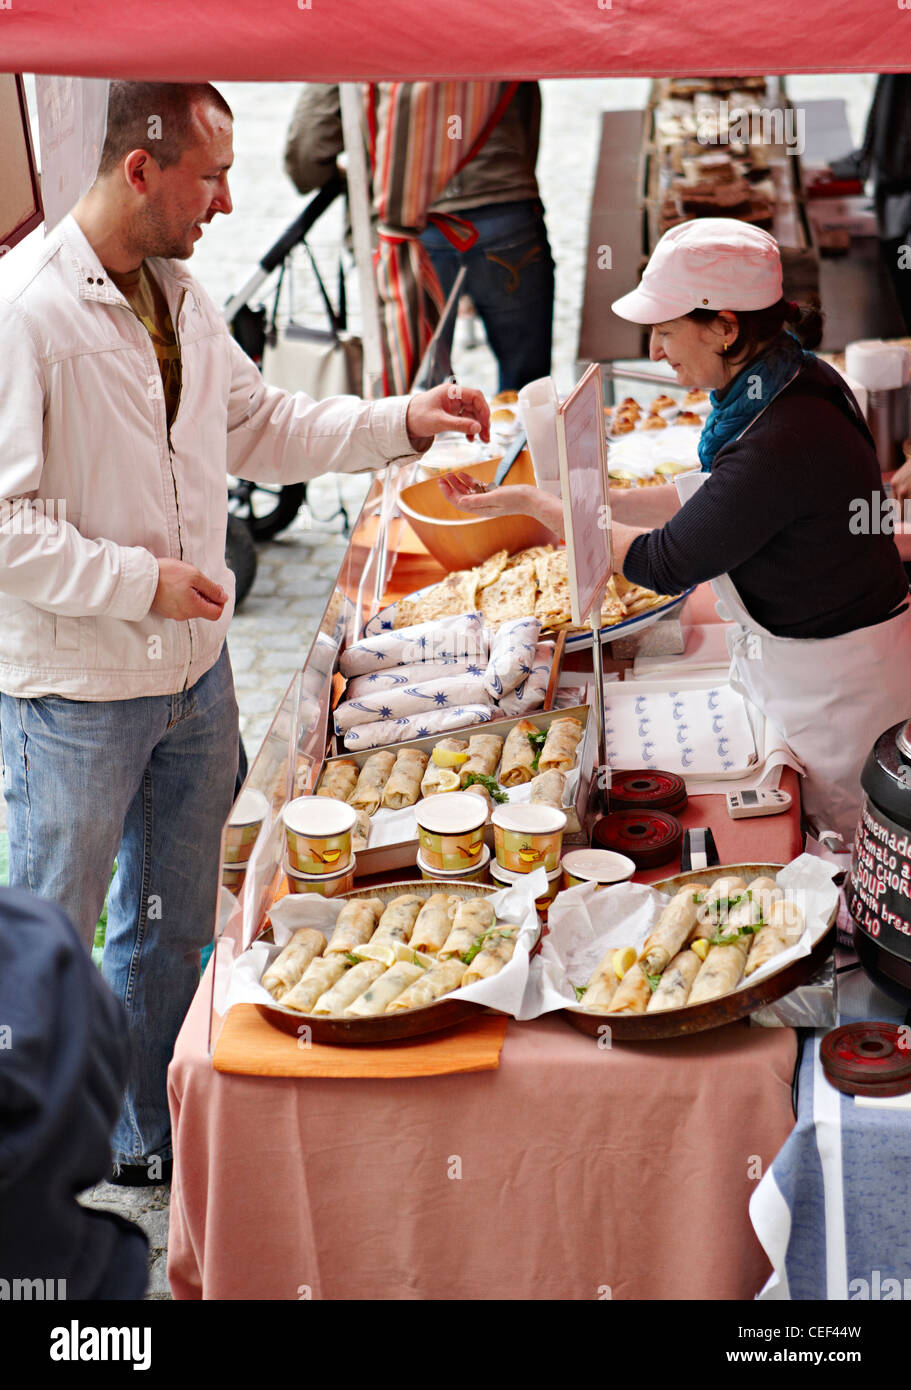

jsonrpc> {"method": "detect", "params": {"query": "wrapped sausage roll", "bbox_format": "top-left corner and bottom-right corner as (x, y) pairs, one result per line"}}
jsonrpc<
(312, 960), (386, 1015)
(346, 962), (426, 1017)
(382, 747), (429, 810)
(646, 948), (703, 1012)
(324, 897), (385, 955)
(279, 954), (348, 1013)
(462, 781), (496, 818)
(745, 899), (804, 977)
(370, 895), (422, 947)
(386, 957), (467, 1012)
(316, 758), (359, 803)
(438, 898), (496, 959)
(577, 948), (623, 1012)
(459, 733), (503, 787)
(607, 962), (652, 1015)
(261, 928), (326, 1001)
(421, 740), (469, 797)
(349, 749), (396, 815)
(410, 894), (459, 955)
(499, 719), (540, 786)
(638, 883), (709, 976)
(461, 926), (519, 986)
(688, 934), (751, 1004)
(538, 716), (584, 775)
(352, 808), (371, 853)
(529, 769), (566, 811)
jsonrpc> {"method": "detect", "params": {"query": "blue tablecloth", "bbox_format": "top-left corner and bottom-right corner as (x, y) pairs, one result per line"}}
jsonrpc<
(752, 912), (911, 1301)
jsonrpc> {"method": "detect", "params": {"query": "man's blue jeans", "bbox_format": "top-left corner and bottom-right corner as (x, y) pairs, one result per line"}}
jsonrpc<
(0, 645), (239, 1167)
(420, 198), (555, 392)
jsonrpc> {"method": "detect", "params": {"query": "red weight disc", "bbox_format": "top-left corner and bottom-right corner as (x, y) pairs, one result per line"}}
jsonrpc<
(592, 810), (684, 869)
(609, 769), (688, 815)
(820, 1021), (911, 1097)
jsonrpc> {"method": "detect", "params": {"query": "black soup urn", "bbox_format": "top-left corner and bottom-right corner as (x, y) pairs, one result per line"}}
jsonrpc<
(847, 719), (911, 1005)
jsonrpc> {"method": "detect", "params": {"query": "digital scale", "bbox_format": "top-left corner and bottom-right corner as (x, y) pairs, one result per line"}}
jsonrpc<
(725, 787), (792, 819)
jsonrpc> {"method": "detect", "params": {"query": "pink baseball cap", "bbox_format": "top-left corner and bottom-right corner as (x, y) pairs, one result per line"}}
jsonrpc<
(611, 218), (783, 324)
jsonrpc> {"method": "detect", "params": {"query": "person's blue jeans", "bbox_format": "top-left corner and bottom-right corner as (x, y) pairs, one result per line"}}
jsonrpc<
(420, 198), (555, 392)
(0, 645), (239, 1167)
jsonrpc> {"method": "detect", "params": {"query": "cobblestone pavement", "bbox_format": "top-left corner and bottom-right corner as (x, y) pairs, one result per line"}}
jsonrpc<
(28, 73), (874, 1298)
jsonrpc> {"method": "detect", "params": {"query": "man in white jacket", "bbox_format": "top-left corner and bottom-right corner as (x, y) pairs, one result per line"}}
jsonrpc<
(0, 81), (488, 1185)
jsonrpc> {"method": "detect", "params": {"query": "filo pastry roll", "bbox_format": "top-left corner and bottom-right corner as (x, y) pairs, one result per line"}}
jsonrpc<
(324, 898), (385, 955)
(529, 769), (565, 811)
(352, 808), (371, 853)
(386, 957), (466, 1012)
(745, 875), (784, 925)
(744, 898), (804, 977)
(279, 954), (348, 1013)
(459, 733), (503, 787)
(410, 894), (459, 954)
(421, 740), (468, 797)
(346, 962), (426, 1017)
(261, 928), (326, 1000)
(638, 883), (709, 976)
(538, 716), (584, 775)
(438, 898), (496, 959)
(370, 895), (422, 947)
(312, 960), (386, 1015)
(316, 758), (359, 803)
(577, 949), (621, 1012)
(688, 933), (751, 1004)
(607, 962), (652, 1015)
(499, 719), (539, 786)
(382, 747), (429, 809)
(349, 749), (396, 815)
(461, 926), (519, 986)
(696, 875), (749, 927)
(646, 948), (703, 1012)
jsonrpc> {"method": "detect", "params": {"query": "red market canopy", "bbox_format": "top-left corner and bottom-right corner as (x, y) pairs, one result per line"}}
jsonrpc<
(3, 0), (911, 81)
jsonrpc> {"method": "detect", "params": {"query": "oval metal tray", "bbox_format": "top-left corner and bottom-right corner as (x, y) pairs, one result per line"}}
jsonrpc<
(560, 863), (837, 1042)
(256, 880), (509, 1046)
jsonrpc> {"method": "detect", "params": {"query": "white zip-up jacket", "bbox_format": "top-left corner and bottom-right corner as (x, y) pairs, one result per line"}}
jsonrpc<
(0, 214), (421, 699)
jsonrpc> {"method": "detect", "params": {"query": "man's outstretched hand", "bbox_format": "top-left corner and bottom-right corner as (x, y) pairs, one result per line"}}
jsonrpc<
(151, 558), (229, 622)
(406, 383), (490, 451)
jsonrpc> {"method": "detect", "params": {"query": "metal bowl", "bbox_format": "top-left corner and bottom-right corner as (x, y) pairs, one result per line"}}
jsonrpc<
(561, 863), (837, 1042)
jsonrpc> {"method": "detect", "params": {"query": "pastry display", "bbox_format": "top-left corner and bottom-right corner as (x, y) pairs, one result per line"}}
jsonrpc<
(572, 872), (807, 1017)
(263, 890), (522, 1020)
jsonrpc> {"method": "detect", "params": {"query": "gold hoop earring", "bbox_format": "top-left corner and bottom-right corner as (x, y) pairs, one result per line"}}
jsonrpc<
(722, 341), (729, 353)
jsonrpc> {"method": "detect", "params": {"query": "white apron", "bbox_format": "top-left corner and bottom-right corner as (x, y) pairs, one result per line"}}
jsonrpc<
(676, 469), (911, 845)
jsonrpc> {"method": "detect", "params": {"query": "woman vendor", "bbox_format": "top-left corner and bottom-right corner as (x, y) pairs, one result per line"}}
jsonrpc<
(442, 219), (911, 845)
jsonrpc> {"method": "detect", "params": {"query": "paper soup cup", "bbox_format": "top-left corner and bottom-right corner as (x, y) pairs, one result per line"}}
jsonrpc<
(414, 792), (487, 872)
(562, 849), (636, 890)
(491, 804), (566, 873)
(284, 855), (356, 897)
(490, 860), (561, 918)
(416, 844), (491, 884)
(221, 864), (247, 895)
(224, 787), (269, 864)
(282, 796), (356, 875)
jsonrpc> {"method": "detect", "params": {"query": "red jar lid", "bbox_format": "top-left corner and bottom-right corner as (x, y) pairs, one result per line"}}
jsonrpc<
(592, 809), (683, 869)
(609, 769), (688, 815)
(821, 1021), (911, 1097)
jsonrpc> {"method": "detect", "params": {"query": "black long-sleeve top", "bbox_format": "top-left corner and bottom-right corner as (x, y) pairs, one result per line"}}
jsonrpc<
(623, 354), (909, 638)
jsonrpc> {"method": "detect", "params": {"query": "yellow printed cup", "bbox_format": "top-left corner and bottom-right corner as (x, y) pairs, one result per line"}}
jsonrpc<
(414, 792), (487, 872)
(282, 796), (356, 875)
(284, 855), (356, 897)
(224, 788), (269, 865)
(491, 804), (566, 873)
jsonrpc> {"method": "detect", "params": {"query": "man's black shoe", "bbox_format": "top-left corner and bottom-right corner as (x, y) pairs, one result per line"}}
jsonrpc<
(108, 1159), (172, 1187)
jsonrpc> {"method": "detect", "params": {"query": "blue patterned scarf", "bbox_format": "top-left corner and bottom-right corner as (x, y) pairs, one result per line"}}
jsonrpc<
(698, 332), (813, 471)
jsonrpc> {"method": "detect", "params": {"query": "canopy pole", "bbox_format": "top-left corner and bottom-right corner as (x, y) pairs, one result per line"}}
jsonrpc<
(339, 83), (384, 402)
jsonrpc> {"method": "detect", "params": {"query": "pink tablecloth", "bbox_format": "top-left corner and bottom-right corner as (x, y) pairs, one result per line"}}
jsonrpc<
(168, 983), (797, 1301)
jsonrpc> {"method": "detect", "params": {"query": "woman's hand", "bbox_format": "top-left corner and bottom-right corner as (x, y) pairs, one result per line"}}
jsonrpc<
(892, 458), (911, 505)
(438, 473), (565, 537)
(406, 384), (490, 451)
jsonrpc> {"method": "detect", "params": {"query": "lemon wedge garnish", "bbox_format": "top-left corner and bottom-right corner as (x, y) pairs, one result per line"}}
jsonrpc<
(690, 938), (710, 961)
(612, 946), (637, 980)
(429, 768), (461, 792)
(432, 747), (469, 769)
(351, 942), (398, 967)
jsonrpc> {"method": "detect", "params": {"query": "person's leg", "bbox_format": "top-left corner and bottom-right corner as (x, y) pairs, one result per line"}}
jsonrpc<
(104, 646), (239, 1168)
(456, 200), (555, 392)
(0, 691), (158, 949)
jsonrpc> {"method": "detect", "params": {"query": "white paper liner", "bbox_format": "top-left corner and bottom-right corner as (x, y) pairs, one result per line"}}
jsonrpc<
(224, 870), (549, 1020)
(524, 853), (839, 1018)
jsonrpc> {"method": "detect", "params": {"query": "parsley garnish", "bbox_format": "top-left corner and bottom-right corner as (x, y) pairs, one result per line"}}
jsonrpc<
(345, 952), (361, 965)
(527, 729), (547, 773)
(645, 971), (663, 993)
(574, 984), (587, 1001)
(463, 771), (508, 803)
